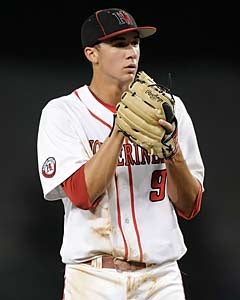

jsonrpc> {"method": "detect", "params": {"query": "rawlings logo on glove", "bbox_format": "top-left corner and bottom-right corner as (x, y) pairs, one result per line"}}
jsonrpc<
(115, 71), (179, 159)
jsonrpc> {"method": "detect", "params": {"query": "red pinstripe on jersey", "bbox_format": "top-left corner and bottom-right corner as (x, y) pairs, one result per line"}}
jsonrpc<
(74, 88), (144, 261)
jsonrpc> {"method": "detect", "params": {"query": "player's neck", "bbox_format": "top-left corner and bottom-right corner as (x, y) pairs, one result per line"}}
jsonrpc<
(89, 81), (125, 106)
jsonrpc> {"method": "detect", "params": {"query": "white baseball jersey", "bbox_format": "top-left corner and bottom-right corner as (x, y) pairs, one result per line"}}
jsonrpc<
(37, 84), (204, 265)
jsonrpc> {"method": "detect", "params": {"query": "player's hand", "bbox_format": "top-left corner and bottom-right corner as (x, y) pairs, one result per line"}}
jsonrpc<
(158, 119), (174, 134)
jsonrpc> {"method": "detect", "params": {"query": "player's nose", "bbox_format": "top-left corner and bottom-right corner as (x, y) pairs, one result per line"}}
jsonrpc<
(126, 46), (139, 59)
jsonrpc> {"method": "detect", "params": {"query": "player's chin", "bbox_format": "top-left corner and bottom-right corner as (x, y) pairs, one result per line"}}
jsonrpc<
(123, 68), (137, 81)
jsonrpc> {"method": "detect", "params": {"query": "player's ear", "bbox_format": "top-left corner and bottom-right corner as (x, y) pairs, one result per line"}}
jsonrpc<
(84, 46), (99, 64)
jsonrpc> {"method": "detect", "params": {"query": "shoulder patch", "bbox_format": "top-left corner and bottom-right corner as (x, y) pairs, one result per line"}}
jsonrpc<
(42, 157), (56, 178)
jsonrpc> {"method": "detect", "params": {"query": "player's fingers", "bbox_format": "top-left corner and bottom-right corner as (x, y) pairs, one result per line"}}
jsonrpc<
(158, 119), (173, 133)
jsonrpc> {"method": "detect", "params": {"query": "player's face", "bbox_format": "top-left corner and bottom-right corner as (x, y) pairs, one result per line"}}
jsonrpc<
(95, 31), (140, 84)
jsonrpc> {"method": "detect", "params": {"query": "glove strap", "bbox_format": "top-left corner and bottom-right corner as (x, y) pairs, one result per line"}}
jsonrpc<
(164, 143), (180, 160)
(108, 114), (117, 137)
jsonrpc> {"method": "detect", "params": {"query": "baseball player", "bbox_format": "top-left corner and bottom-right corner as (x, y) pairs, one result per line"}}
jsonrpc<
(37, 7), (205, 300)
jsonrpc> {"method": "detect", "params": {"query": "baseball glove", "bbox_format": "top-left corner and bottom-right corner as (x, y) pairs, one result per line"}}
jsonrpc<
(115, 71), (179, 159)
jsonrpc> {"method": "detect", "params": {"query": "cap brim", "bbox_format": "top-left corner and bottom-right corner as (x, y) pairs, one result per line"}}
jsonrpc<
(98, 26), (157, 42)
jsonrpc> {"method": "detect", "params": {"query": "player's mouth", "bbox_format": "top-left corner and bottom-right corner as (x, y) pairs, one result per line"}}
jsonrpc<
(124, 64), (137, 73)
(125, 64), (136, 69)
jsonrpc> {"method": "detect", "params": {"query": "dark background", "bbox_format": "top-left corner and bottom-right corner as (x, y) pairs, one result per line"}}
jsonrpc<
(1, 1), (239, 299)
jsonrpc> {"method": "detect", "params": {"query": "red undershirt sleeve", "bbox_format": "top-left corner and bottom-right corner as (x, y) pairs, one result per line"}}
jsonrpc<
(62, 164), (99, 210)
(176, 180), (203, 220)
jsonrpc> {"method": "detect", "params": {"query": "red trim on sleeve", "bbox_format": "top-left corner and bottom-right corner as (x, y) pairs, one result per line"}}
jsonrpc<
(62, 164), (99, 210)
(177, 180), (203, 220)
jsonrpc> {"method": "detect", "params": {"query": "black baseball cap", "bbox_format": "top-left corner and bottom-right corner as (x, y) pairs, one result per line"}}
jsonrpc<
(81, 8), (157, 48)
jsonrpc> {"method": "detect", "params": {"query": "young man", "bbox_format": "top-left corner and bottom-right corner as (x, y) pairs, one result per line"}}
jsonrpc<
(37, 8), (205, 300)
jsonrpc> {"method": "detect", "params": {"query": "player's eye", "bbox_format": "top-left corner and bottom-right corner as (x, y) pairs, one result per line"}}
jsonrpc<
(114, 42), (127, 48)
(114, 39), (139, 48)
(131, 39), (140, 46)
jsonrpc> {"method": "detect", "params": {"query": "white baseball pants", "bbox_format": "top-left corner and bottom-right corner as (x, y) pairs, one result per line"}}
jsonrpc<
(62, 260), (186, 300)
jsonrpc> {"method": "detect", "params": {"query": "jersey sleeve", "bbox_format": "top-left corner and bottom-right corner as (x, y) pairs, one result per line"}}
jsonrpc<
(175, 96), (205, 190)
(37, 99), (92, 201)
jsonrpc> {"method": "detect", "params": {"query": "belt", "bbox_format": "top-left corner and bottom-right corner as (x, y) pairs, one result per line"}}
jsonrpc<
(83, 256), (148, 272)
